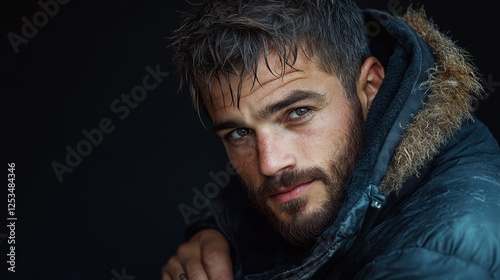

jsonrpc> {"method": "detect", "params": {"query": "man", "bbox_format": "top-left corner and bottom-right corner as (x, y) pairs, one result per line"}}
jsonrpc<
(164, 0), (500, 279)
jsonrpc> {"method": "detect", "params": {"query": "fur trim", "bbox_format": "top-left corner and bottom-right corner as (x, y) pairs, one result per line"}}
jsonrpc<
(379, 8), (484, 195)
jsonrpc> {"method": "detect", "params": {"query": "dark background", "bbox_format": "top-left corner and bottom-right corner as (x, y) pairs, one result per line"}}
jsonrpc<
(1, 0), (499, 279)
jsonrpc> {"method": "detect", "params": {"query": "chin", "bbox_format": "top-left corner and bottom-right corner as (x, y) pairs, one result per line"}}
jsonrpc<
(270, 197), (334, 245)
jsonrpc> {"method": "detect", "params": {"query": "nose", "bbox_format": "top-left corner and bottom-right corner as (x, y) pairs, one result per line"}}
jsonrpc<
(256, 130), (297, 177)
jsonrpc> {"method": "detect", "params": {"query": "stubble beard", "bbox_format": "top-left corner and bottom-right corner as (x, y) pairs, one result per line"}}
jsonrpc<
(244, 102), (364, 245)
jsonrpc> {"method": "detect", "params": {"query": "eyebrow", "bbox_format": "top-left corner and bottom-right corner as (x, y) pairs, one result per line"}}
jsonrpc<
(211, 90), (326, 134)
(258, 90), (326, 120)
(212, 119), (242, 134)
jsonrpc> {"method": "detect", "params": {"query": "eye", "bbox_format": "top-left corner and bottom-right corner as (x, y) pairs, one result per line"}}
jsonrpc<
(229, 128), (250, 139)
(288, 107), (310, 119)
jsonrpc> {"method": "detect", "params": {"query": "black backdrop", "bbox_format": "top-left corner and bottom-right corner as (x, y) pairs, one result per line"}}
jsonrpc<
(1, 0), (499, 279)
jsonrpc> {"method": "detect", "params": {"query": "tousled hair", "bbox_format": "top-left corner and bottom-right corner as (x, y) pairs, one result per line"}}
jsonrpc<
(170, 0), (371, 115)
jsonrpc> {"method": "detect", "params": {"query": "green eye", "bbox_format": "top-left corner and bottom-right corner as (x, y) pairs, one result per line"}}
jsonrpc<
(229, 128), (250, 139)
(289, 107), (310, 119)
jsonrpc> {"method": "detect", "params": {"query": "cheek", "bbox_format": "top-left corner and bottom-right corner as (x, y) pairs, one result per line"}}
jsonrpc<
(301, 107), (351, 162)
(224, 142), (259, 183)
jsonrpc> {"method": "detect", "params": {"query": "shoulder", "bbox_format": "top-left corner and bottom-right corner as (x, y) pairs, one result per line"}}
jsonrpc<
(354, 181), (500, 279)
(413, 117), (500, 230)
(354, 119), (500, 279)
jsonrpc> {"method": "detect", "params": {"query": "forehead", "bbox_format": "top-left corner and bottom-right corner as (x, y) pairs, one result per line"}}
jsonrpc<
(204, 50), (324, 112)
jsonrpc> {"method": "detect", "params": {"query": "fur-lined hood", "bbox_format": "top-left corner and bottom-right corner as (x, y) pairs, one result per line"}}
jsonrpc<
(379, 8), (483, 195)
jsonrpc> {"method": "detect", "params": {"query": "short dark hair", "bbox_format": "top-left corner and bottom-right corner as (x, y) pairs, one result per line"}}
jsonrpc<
(170, 0), (371, 114)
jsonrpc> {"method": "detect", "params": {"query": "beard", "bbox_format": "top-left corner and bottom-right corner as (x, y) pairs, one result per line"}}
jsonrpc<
(242, 102), (365, 245)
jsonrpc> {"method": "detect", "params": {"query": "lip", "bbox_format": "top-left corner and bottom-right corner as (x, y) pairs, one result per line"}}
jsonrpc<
(269, 181), (314, 204)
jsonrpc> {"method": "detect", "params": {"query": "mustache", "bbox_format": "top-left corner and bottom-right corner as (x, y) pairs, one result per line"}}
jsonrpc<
(258, 167), (330, 197)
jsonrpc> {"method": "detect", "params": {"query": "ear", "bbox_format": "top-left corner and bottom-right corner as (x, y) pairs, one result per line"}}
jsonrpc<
(356, 56), (385, 119)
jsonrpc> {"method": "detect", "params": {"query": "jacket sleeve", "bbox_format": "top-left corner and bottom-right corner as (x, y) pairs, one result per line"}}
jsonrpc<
(182, 176), (242, 241)
(182, 176), (240, 241)
(183, 209), (220, 240)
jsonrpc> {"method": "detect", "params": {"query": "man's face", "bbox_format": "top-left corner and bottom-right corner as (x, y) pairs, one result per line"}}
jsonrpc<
(205, 52), (366, 244)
